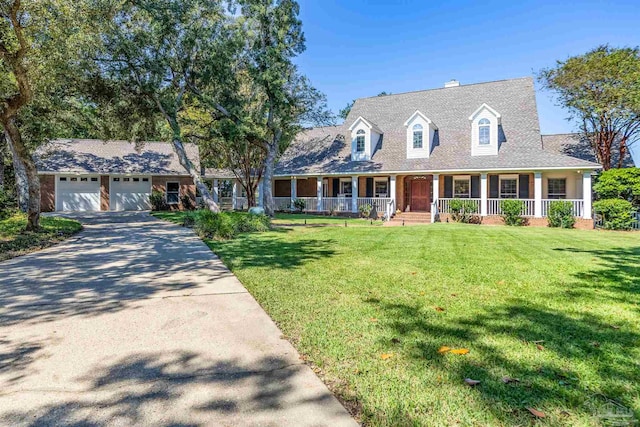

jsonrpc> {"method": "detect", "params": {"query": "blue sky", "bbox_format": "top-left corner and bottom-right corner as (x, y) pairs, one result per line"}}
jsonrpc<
(295, 0), (640, 134)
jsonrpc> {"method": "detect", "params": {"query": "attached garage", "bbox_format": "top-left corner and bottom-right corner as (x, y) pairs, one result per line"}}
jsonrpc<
(56, 175), (101, 211)
(110, 176), (152, 211)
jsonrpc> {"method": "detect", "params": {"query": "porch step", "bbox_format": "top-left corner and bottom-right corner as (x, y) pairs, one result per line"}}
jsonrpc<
(385, 212), (432, 226)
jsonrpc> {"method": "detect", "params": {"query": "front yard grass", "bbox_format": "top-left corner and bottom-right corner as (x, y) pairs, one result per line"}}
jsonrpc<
(206, 223), (639, 426)
(0, 213), (82, 261)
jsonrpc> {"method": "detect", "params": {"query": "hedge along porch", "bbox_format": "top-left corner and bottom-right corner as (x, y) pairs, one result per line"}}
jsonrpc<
(269, 168), (593, 222)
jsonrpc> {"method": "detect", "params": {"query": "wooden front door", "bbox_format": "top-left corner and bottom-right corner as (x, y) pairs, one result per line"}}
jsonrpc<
(410, 179), (430, 211)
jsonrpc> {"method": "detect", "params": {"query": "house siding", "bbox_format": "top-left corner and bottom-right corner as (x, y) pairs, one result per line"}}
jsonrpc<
(151, 175), (195, 211)
(39, 175), (55, 212)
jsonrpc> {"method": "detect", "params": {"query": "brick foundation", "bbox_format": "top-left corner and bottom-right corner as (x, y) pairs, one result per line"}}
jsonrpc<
(438, 213), (593, 229)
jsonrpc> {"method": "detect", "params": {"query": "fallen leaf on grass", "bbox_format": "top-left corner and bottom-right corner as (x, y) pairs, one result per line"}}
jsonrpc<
(502, 376), (520, 384)
(536, 344), (545, 351)
(438, 346), (451, 354)
(450, 348), (470, 355)
(464, 378), (480, 386)
(610, 325), (621, 330)
(497, 280), (506, 285)
(369, 318), (378, 322)
(380, 353), (393, 360)
(435, 306), (445, 312)
(419, 291), (426, 296)
(526, 407), (546, 418)
(411, 272), (417, 275)
(450, 293), (457, 297)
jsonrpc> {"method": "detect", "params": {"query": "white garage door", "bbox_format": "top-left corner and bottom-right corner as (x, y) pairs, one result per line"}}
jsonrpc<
(57, 176), (101, 212)
(111, 176), (152, 211)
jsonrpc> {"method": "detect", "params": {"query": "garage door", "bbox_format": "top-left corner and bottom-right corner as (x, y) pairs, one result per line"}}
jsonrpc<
(111, 176), (152, 211)
(57, 176), (101, 211)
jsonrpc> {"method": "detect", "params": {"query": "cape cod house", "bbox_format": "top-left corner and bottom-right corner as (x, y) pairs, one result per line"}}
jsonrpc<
(269, 77), (601, 224)
(36, 77), (600, 225)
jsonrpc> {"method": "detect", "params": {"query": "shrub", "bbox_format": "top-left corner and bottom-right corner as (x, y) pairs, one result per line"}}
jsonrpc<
(149, 191), (167, 211)
(593, 168), (640, 207)
(192, 210), (271, 240)
(500, 199), (527, 226)
(181, 194), (195, 211)
(449, 198), (479, 223)
(593, 199), (635, 230)
(0, 188), (16, 220)
(359, 203), (372, 218)
(182, 211), (197, 228)
(547, 200), (576, 228)
(293, 198), (306, 212)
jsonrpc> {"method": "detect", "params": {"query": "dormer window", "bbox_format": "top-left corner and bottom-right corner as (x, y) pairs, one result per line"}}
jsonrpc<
(478, 119), (490, 145)
(412, 124), (423, 149)
(356, 130), (365, 152)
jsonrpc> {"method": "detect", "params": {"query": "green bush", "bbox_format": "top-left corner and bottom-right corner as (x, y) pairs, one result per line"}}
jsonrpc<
(192, 210), (271, 240)
(0, 188), (16, 220)
(593, 199), (635, 230)
(500, 199), (527, 226)
(149, 191), (167, 211)
(593, 168), (640, 207)
(449, 198), (479, 223)
(359, 203), (372, 218)
(182, 211), (197, 228)
(547, 200), (576, 228)
(293, 198), (306, 212)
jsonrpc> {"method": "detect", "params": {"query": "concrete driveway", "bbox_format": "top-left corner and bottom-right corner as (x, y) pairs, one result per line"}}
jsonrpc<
(0, 212), (357, 427)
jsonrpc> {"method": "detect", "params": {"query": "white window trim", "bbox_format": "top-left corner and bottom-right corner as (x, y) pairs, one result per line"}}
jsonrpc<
(339, 178), (353, 197)
(166, 181), (180, 205)
(453, 176), (471, 198)
(356, 130), (366, 153)
(499, 175), (519, 199)
(374, 177), (388, 198)
(547, 178), (567, 199)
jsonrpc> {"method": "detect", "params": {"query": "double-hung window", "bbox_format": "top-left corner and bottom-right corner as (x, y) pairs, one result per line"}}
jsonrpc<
(356, 130), (365, 152)
(548, 178), (566, 199)
(339, 179), (353, 197)
(412, 124), (423, 149)
(479, 118), (490, 145)
(453, 177), (470, 198)
(499, 177), (518, 199)
(166, 182), (180, 205)
(374, 179), (388, 198)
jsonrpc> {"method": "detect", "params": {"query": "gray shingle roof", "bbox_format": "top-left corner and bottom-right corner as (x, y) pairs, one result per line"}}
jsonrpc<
(276, 78), (601, 176)
(542, 133), (633, 167)
(35, 139), (199, 175)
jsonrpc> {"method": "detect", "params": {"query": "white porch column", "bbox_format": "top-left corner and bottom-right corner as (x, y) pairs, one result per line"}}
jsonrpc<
(534, 172), (543, 218)
(290, 177), (297, 211)
(351, 176), (358, 213)
(316, 177), (323, 211)
(213, 179), (219, 203)
(232, 180), (238, 210)
(583, 172), (592, 219)
(432, 174), (439, 202)
(390, 175), (397, 207)
(480, 173), (488, 216)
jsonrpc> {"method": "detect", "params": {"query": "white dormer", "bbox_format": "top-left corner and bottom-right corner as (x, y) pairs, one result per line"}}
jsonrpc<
(349, 116), (382, 161)
(404, 110), (437, 159)
(469, 103), (501, 156)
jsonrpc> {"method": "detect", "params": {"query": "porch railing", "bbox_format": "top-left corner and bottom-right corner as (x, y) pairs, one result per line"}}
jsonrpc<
(437, 198), (481, 214)
(542, 199), (583, 218)
(322, 197), (352, 212)
(488, 198), (535, 216)
(273, 197), (292, 211)
(357, 197), (393, 214)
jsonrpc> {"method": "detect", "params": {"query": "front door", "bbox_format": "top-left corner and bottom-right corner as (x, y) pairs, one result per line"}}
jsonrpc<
(410, 179), (430, 211)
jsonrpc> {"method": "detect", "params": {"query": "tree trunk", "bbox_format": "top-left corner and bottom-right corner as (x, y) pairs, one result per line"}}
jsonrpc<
(4, 121), (40, 230)
(262, 142), (277, 217)
(5, 130), (28, 212)
(170, 137), (219, 212)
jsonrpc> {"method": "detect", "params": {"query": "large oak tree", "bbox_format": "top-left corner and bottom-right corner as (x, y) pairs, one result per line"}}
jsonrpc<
(539, 45), (640, 170)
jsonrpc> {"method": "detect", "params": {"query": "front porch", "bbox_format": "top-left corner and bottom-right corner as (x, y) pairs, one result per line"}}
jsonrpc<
(272, 170), (593, 222)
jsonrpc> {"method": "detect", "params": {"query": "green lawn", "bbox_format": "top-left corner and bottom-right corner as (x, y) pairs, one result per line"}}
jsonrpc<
(0, 213), (82, 261)
(155, 212), (640, 426)
(151, 211), (381, 227)
(210, 224), (639, 426)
